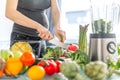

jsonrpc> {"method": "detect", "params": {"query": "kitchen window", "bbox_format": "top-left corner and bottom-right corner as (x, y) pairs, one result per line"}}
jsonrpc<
(60, 0), (91, 45)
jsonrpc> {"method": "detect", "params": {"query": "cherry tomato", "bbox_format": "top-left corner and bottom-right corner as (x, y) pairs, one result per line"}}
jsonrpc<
(55, 60), (62, 73)
(37, 60), (57, 75)
(67, 43), (78, 51)
(37, 60), (48, 67)
(44, 62), (56, 75)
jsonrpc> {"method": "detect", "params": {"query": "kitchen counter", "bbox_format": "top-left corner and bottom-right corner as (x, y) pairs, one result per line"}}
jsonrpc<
(0, 73), (67, 80)
(1, 72), (120, 80)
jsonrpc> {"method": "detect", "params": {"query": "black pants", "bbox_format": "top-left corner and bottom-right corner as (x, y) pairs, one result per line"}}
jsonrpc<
(10, 32), (46, 58)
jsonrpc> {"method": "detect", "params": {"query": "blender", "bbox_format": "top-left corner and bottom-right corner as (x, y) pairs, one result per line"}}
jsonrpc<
(89, 0), (120, 62)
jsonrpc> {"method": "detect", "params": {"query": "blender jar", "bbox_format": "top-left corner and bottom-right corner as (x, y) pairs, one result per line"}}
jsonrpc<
(89, 0), (120, 62)
(90, 0), (120, 34)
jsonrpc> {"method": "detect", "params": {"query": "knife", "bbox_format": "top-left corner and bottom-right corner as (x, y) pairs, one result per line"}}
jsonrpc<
(14, 39), (68, 49)
(48, 38), (68, 49)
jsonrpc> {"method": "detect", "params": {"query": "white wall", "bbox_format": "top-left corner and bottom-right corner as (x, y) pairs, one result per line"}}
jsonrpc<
(0, 0), (13, 41)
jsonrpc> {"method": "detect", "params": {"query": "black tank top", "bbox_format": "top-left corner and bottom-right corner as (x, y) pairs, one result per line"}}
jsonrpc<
(12, 0), (51, 37)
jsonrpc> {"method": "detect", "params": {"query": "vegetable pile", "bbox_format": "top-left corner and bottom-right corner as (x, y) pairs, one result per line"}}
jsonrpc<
(1, 36), (120, 80)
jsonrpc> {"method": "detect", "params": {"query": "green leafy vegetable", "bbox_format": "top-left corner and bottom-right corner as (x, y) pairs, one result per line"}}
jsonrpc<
(53, 47), (63, 60)
(43, 47), (54, 59)
(43, 47), (63, 60)
(70, 50), (90, 66)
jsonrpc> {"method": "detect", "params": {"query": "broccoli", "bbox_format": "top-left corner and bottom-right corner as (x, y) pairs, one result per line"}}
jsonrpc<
(43, 47), (54, 59)
(70, 50), (90, 66)
(53, 47), (63, 60)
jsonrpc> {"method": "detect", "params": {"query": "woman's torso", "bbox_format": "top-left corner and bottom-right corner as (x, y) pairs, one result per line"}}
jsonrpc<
(13, 0), (51, 37)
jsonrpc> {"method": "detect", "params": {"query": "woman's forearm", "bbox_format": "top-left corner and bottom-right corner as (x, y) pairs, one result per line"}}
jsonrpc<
(51, 0), (61, 28)
(6, 10), (42, 30)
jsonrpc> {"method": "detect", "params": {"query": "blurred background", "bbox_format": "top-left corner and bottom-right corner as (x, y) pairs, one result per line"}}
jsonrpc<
(0, 0), (120, 48)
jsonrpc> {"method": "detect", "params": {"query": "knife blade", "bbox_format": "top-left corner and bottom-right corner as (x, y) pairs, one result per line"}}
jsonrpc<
(49, 38), (68, 49)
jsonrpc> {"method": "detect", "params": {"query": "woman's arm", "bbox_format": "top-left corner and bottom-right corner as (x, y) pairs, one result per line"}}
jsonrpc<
(5, 0), (53, 40)
(51, 0), (66, 42)
(50, 0), (60, 28)
(5, 0), (41, 30)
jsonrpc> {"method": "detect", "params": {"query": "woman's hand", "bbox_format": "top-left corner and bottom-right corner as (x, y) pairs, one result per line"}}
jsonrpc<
(37, 26), (53, 40)
(54, 27), (66, 42)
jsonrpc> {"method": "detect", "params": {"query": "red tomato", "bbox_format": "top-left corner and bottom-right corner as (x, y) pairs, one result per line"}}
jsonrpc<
(55, 60), (62, 73)
(37, 60), (49, 67)
(37, 60), (57, 75)
(37, 61), (46, 67)
(44, 62), (56, 75)
(20, 52), (35, 66)
(67, 43), (78, 51)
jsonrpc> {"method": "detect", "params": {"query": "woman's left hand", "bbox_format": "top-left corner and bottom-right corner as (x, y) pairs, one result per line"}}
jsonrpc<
(54, 27), (66, 42)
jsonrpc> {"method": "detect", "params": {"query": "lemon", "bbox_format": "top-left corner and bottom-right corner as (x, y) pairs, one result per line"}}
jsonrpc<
(27, 65), (45, 80)
(10, 41), (33, 53)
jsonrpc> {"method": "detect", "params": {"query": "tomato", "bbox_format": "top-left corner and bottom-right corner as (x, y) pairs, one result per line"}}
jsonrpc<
(44, 62), (56, 75)
(37, 60), (48, 67)
(37, 60), (57, 75)
(20, 52), (35, 66)
(67, 43), (78, 51)
(55, 60), (62, 73)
